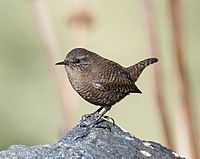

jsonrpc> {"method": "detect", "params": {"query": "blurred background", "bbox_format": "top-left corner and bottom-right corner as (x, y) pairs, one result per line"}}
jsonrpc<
(0, 0), (199, 158)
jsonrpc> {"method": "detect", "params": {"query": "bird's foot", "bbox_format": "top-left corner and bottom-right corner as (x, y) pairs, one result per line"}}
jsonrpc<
(101, 115), (115, 126)
(80, 114), (115, 127)
(94, 122), (112, 132)
(81, 112), (100, 120)
(81, 114), (92, 120)
(76, 120), (112, 140)
(81, 113), (115, 125)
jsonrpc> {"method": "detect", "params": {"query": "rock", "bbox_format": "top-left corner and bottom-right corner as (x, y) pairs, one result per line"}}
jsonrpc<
(0, 115), (185, 159)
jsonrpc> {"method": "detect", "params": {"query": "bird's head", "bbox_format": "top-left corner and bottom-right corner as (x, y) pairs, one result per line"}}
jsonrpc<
(56, 48), (99, 72)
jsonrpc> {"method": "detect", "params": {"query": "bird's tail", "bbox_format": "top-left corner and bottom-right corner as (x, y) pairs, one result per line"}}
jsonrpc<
(126, 58), (158, 82)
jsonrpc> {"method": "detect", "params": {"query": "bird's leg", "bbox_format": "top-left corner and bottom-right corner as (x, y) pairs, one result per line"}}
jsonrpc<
(81, 106), (104, 120)
(92, 106), (104, 115)
(81, 106), (115, 127)
(92, 106), (111, 125)
(78, 106), (111, 139)
(93, 114), (115, 131)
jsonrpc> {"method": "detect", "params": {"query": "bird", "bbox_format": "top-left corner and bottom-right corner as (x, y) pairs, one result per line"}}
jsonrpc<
(56, 48), (158, 136)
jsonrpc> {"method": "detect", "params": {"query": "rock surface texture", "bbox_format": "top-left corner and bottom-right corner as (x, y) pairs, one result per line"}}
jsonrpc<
(0, 116), (185, 159)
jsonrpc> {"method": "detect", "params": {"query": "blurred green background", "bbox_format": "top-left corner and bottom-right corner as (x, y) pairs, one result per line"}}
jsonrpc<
(0, 0), (199, 153)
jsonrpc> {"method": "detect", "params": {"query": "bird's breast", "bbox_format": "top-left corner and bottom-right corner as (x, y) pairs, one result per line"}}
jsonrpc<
(65, 64), (128, 107)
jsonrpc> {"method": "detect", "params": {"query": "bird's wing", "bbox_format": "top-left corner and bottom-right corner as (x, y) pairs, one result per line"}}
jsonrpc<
(93, 78), (141, 94)
(92, 64), (142, 94)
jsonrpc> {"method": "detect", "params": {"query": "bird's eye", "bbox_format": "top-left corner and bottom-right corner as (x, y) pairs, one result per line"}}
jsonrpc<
(75, 59), (80, 64)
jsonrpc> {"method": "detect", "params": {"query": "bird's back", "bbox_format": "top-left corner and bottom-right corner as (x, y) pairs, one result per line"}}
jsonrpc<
(74, 58), (142, 107)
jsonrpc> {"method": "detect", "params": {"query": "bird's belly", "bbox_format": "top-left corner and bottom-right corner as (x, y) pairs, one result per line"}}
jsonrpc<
(76, 85), (127, 107)
(68, 75), (128, 106)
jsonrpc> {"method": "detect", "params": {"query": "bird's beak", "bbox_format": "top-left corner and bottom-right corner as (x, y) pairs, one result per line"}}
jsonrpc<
(55, 60), (68, 65)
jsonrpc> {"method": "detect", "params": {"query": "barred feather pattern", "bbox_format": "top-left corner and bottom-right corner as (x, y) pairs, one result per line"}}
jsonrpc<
(126, 58), (158, 82)
(63, 48), (158, 107)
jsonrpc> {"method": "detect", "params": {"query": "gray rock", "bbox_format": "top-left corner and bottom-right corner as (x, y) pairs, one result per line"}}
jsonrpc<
(0, 116), (185, 159)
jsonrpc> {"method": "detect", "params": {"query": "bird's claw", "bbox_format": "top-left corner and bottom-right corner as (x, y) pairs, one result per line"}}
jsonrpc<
(81, 114), (115, 126)
(81, 114), (91, 120)
(81, 112), (100, 120)
(94, 123), (112, 132)
(102, 115), (115, 126)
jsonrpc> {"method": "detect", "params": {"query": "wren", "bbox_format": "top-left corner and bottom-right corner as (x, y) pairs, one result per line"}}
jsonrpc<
(56, 48), (158, 137)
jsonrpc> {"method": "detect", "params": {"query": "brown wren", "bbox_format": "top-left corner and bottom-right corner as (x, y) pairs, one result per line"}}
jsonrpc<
(56, 48), (158, 136)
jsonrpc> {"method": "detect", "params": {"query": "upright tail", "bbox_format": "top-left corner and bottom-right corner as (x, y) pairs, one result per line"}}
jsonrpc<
(126, 58), (158, 82)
